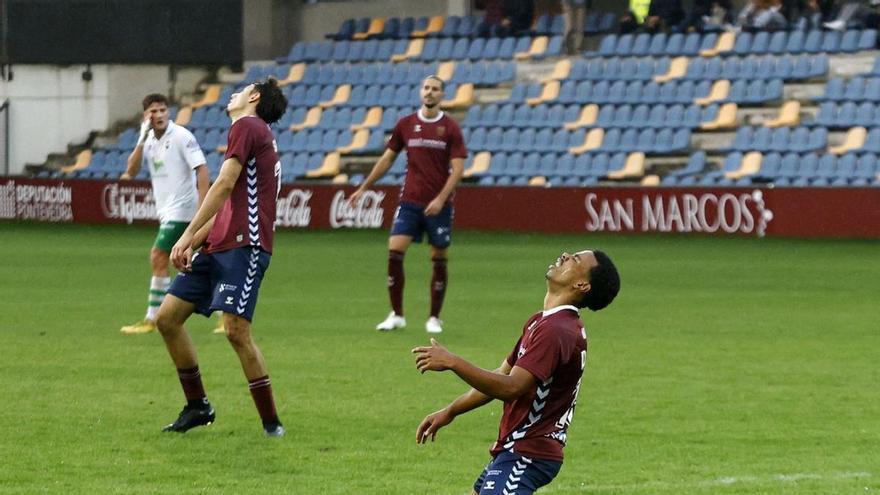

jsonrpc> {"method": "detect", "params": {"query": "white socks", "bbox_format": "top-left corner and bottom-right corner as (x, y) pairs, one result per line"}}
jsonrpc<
(145, 276), (171, 321)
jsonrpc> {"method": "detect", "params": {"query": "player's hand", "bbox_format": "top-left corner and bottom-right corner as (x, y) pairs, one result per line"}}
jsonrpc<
(412, 338), (456, 373)
(136, 111), (152, 146)
(416, 407), (454, 444)
(424, 197), (444, 216)
(346, 188), (364, 208)
(170, 232), (196, 272)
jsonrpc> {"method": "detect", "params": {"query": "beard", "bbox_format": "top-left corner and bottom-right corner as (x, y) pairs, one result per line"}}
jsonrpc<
(423, 101), (438, 109)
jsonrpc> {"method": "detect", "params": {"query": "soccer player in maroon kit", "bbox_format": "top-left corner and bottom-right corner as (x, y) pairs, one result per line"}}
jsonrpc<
(413, 250), (620, 494)
(153, 78), (287, 436)
(348, 75), (467, 334)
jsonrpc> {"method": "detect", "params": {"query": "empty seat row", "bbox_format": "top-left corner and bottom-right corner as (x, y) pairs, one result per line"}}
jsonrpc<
(753, 152), (879, 183)
(809, 102), (880, 128)
(275, 128), (385, 154)
(465, 102), (722, 130)
(724, 126), (828, 153)
(682, 54), (827, 81)
(296, 61), (514, 87)
(473, 151), (630, 181)
(282, 35), (560, 63)
(815, 77), (880, 103)
(465, 126), (690, 154)
(509, 79), (782, 105)
(596, 29), (876, 58)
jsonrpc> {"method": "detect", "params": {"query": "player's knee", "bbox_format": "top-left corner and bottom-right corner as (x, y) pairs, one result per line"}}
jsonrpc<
(155, 309), (180, 337)
(223, 317), (252, 348)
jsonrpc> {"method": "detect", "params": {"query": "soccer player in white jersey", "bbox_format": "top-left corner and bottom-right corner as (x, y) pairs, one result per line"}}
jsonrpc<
(119, 93), (209, 334)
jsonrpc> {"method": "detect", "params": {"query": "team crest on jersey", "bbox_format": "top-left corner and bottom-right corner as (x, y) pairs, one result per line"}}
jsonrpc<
(413, 124), (422, 132)
(165, 141), (171, 149)
(437, 125), (445, 136)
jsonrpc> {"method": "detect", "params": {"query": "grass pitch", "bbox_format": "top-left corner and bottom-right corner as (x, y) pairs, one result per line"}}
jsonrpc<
(0, 223), (877, 494)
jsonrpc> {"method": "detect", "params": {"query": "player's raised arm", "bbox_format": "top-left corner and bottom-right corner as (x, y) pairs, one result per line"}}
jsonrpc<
(348, 148), (398, 206)
(121, 113), (151, 180)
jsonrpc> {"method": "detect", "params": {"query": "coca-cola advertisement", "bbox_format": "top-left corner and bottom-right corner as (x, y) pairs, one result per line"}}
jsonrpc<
(2, 178), (880, 238)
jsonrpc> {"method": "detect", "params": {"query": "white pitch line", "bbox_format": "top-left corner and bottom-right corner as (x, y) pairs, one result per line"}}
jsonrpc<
(537, 471), (873, 493)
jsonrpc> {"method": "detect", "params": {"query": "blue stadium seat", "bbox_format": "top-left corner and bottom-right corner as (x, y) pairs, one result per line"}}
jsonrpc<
(482, 38), (501, 60)
(418, 38), (441, 61)
(752, 31), (770, 54)
(497, 37), (517, 59)
(664, 33), (684, 56)
(822, 30), (842, 53)
(439, 16), (460, 38)
(768, 31), (787, 54)
(598, 34), (617, 57)
(840, 29), (860, 52)
(785, 30), (805, 54)
(803, 30), (822, 53)
(614, 34), (634, 56)
(450, 38), (469, 60)
(648, 33), (667, 56)
(467, 38), (485, 60)
(859, 29), (877, 50)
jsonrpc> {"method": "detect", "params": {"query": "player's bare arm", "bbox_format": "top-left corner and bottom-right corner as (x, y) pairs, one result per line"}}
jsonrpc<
(194, 164), (210, 208)
(425, 157), (465, 216)
(170, 157), (242, 271)
(415, 358), (510, 444)
(413, 339), (534, 402)
(347, 148), (398, 207)
(190, 217), (215, 251)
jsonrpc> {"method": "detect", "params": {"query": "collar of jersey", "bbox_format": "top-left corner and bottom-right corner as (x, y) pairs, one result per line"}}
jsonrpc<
(417, 109), (444, 123)
(542, 305), (579, 317)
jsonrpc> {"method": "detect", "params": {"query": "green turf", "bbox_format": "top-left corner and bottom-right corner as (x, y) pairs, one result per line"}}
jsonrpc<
(0, 223), (877, 494)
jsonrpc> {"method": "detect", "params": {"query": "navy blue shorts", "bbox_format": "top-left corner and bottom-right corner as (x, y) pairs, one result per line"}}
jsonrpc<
(167, 246), (271, 322)
(390, 201), (453, 248)
(473, 452), (562, 495)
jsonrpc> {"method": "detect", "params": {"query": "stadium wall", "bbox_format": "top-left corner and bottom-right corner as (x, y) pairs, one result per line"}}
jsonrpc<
(0, 65), (209, 176)
(2, 177), (879, 239)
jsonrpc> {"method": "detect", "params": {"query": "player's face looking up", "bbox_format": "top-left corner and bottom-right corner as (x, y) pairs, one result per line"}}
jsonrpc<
(146, 102), (169, 132)
(546, 250), (597, 290)
(227, 83), (257, 114)
(420, 78), (444, 109)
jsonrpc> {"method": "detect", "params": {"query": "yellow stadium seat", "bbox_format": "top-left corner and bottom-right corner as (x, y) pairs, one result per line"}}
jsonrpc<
(463, 151), (492, 178)
(436, 61), (456, 82)
(528, 176), (548, 186)
(699, 31), (735, 57)
(654, 56), (689, 83)
(564, 104), (599, 130)
(541, 59), (572, 83)
(191, 84), (222, 109)
(319, 84), (351, 108)
(61, 149), (92, 174)
(353, 18), (385, 40)
(441, 83), (474, 109)
(641, 174), (661, 186)
(412, 16), (444, 38)
(351, 107), (383, 131)
(290, 106), (322, 131)
(392, 38), (425, 62)
(694, 80), (730, 106)
(763, 101), (801, 128)
(526, 81), (560, 106)
(516, 36), (548, 60)
(607, 152), (646, 180)
(569, 128), (604, 155)
(725, 151), (762, 179)
(279, 63), (306, 86)
(332, 173), (350, 184)
(175, 106), (193, 126)
(700, 103), (738, 130)
(306, 152), (341, 178)
(829, 126), (867, 155)
(338, 129), (370, 154)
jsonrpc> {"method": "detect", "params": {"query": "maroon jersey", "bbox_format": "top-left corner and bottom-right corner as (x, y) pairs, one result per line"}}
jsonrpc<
(386, 110), (467, 207)
(204, 115), (281, 254)
(491, 306), (588, 462)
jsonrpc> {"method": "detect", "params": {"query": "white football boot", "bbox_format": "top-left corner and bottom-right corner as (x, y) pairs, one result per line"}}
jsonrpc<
(376, 311), (406, 331)
(425, 317), (444, 334)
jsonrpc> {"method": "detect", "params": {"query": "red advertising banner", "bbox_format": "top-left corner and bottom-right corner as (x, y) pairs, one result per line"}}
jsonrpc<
(2, 178), (879, 238)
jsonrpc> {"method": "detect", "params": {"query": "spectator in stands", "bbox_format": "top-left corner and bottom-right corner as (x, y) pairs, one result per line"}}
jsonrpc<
(619, 0), (651, 33)
(562, 0), (590, 54)
(797, 0), (829, 29)
(682, 0), (734, 32)
(824, 0), (876, 29)
(738, 0), (788, 31)
(477, 0), (536, 37)
(643, 0), (686, 33)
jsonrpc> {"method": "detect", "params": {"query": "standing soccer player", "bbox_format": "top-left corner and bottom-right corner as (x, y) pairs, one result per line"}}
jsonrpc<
(413, 250), (620, 494)
(119, 94), (209, 334)
(348, 75), (467, 334)
(154, 79), (287, 436)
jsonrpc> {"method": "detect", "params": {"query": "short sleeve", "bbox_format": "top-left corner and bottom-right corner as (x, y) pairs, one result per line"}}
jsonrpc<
(225, 120), (253, 165)
(448, 121), (467, 159)
(505, 335), (524, 368)
(387, 119), (405, 153)
(513, 327), (562, 382)
(181, 132), (207, 169)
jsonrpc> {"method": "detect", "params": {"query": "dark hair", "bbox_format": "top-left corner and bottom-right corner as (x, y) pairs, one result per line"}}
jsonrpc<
(142, 93), (168, 110)
(578, 250), (620, 311)
(253, 78), (287, 124)
(423, 75), (445, 91)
